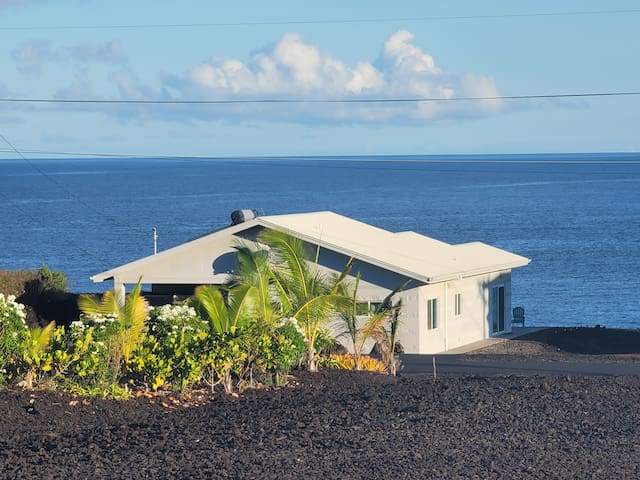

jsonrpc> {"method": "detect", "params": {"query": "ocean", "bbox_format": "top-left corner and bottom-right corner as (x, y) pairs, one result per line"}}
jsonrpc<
(1, 153), (639, 328)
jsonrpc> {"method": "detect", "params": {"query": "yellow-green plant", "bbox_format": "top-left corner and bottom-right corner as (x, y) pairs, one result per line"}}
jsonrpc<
(329, 353), (387, 373)
(78, 280), (149, 385)
(22, 321), (55, 389)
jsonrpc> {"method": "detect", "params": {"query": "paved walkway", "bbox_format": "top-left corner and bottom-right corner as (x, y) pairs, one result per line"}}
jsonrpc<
(400, 354), (640, 377)
(439, 327), (546, 354)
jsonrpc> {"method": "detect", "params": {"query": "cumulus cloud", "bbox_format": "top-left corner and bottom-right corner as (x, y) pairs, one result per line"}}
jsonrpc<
(6, 31), (503, 125)
(12, 39), (127, 73)
(163, 30), (503, 123)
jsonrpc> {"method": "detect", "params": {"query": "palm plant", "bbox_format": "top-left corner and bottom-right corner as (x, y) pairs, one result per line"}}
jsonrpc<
(22, 320), (56, 389)
(359, 284), (407, 376)
(335, 273), (370, 370)
(194, 284), (255, 336)
(78, 279), (149, 384)
(192, 284), (256, 392)
(360, 301), (403, 376)
(233, 242), (283, 326)
(258, 229), (352, 372)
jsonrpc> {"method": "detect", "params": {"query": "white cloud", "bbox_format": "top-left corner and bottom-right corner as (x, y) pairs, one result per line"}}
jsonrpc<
(165, 30), (504, 123)
(12, 39), (127, 73)
(379, 30), (437, 74)
(6, 31), (504, 125)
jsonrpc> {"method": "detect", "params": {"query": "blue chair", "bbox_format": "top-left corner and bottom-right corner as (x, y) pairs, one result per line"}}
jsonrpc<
(512, 306), (525, 327)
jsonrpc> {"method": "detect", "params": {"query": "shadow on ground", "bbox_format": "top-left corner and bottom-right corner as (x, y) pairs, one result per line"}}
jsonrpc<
(519, 327), (640, 355)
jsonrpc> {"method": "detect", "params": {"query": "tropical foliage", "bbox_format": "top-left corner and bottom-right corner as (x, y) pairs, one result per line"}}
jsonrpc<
(328, 353), (387, 373)
(259, 229), (352, 371)
(0, 293), (28, 382)
(0, 231), (405, 397)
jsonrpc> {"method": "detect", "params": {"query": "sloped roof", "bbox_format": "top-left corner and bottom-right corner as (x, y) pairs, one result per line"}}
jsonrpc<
(91, 211), (530, 284)
(258, 212), (530, 283)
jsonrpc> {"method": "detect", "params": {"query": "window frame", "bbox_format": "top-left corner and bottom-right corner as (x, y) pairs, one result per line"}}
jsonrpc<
(427, 298), (438, 330)
(454, 293), (462, 317)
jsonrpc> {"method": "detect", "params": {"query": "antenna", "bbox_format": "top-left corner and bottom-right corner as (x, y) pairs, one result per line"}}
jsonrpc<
(152, 227), (158, 254)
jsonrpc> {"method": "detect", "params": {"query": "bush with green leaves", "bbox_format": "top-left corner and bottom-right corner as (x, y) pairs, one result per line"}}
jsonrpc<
(199, 329), (248, 393)
(66, 314), (122, 388)
(129, 304), (208, 392)
(0, 293), (28, 382)
(37, 265), (68, 293)
(254, 318), (307, 385)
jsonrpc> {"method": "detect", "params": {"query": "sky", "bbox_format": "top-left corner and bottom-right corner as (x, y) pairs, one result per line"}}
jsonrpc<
(0, 0), (639, 158)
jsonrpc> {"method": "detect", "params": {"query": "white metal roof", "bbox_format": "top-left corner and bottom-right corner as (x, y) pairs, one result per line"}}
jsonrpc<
(91, 211), (530, 285)
(258, 211), (530, 283)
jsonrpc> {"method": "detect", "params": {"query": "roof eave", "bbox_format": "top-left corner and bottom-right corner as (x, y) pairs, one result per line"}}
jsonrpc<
(429, 258), (531, 283)
(90, 218), (261, 283)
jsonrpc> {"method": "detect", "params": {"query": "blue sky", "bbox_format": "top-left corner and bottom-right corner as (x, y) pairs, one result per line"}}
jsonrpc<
(0, 0), (638, 157)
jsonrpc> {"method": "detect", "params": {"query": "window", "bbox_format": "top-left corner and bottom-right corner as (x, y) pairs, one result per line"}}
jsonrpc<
(427, 298), (438, 330)
(454, 293), (462, 316)
(357, 301), (382, 314)
(489, 286), (505, 333)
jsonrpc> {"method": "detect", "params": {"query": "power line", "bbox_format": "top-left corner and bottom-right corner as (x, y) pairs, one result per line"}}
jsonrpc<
(1, 91), (639, 106)
(1, 9), (639, 31)
(0, 132), (148, 236)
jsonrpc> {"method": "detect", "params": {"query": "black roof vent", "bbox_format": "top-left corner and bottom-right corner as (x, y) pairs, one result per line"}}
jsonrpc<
(231, 209), (260, 225)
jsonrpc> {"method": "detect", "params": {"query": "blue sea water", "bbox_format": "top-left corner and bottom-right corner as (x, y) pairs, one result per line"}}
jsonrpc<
(1, 153), (639, 329)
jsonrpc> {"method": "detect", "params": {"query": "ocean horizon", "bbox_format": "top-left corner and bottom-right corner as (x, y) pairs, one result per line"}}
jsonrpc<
(1, 152), (639, 329)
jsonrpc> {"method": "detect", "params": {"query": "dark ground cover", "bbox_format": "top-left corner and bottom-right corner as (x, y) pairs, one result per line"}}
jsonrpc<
(1, 328), (639, 479)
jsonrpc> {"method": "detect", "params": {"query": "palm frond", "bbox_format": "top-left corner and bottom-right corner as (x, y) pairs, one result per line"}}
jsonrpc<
(226, 284), (256, 332)
(121, 280), (149, 361)
(259, 229), (311, 299)
(195, 285), (229, 335)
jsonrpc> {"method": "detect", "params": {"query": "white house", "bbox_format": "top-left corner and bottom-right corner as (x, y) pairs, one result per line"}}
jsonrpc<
(91, 211), (530, 354)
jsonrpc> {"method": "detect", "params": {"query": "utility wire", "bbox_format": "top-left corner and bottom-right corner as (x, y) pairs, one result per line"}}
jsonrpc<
(1, 91), (639, 106)
(0, 132), (148, 236)
(1, 8), (639, 31)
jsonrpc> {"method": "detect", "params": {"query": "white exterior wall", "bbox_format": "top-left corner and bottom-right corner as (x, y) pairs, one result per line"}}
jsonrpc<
(396, 270), (514, 354)
(309, 245), (515, 355)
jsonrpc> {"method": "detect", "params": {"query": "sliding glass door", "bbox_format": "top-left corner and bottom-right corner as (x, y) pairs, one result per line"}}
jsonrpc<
(489, 286), (505, 334)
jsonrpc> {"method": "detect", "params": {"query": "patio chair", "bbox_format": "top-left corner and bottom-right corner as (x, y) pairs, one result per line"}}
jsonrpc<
(512, 306), (525, 327)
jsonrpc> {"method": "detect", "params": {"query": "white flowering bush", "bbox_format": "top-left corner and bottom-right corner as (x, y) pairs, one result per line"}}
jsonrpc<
(70, 313), (119, 384)
(0, 293), (28, 381)
(129, 304), (209, 392)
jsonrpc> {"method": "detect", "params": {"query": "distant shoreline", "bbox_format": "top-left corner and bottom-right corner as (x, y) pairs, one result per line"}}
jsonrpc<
(1, 151), (639, 163)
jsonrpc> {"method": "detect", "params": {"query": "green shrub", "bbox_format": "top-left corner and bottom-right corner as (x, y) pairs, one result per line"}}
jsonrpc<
(0, 293), (28, 382)
(200, 329), (248, 393)
(37, 265), (68, 293)
(65, 314), (121, 388)
(253, 319), (306, 385)
(129, 304), (208, 392)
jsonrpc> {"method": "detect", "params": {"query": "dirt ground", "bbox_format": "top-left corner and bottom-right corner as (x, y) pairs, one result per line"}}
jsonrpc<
(1, 327), (639, 479)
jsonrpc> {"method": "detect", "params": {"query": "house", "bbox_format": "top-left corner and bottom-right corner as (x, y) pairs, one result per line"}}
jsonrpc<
(91, 211), (530, 354)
